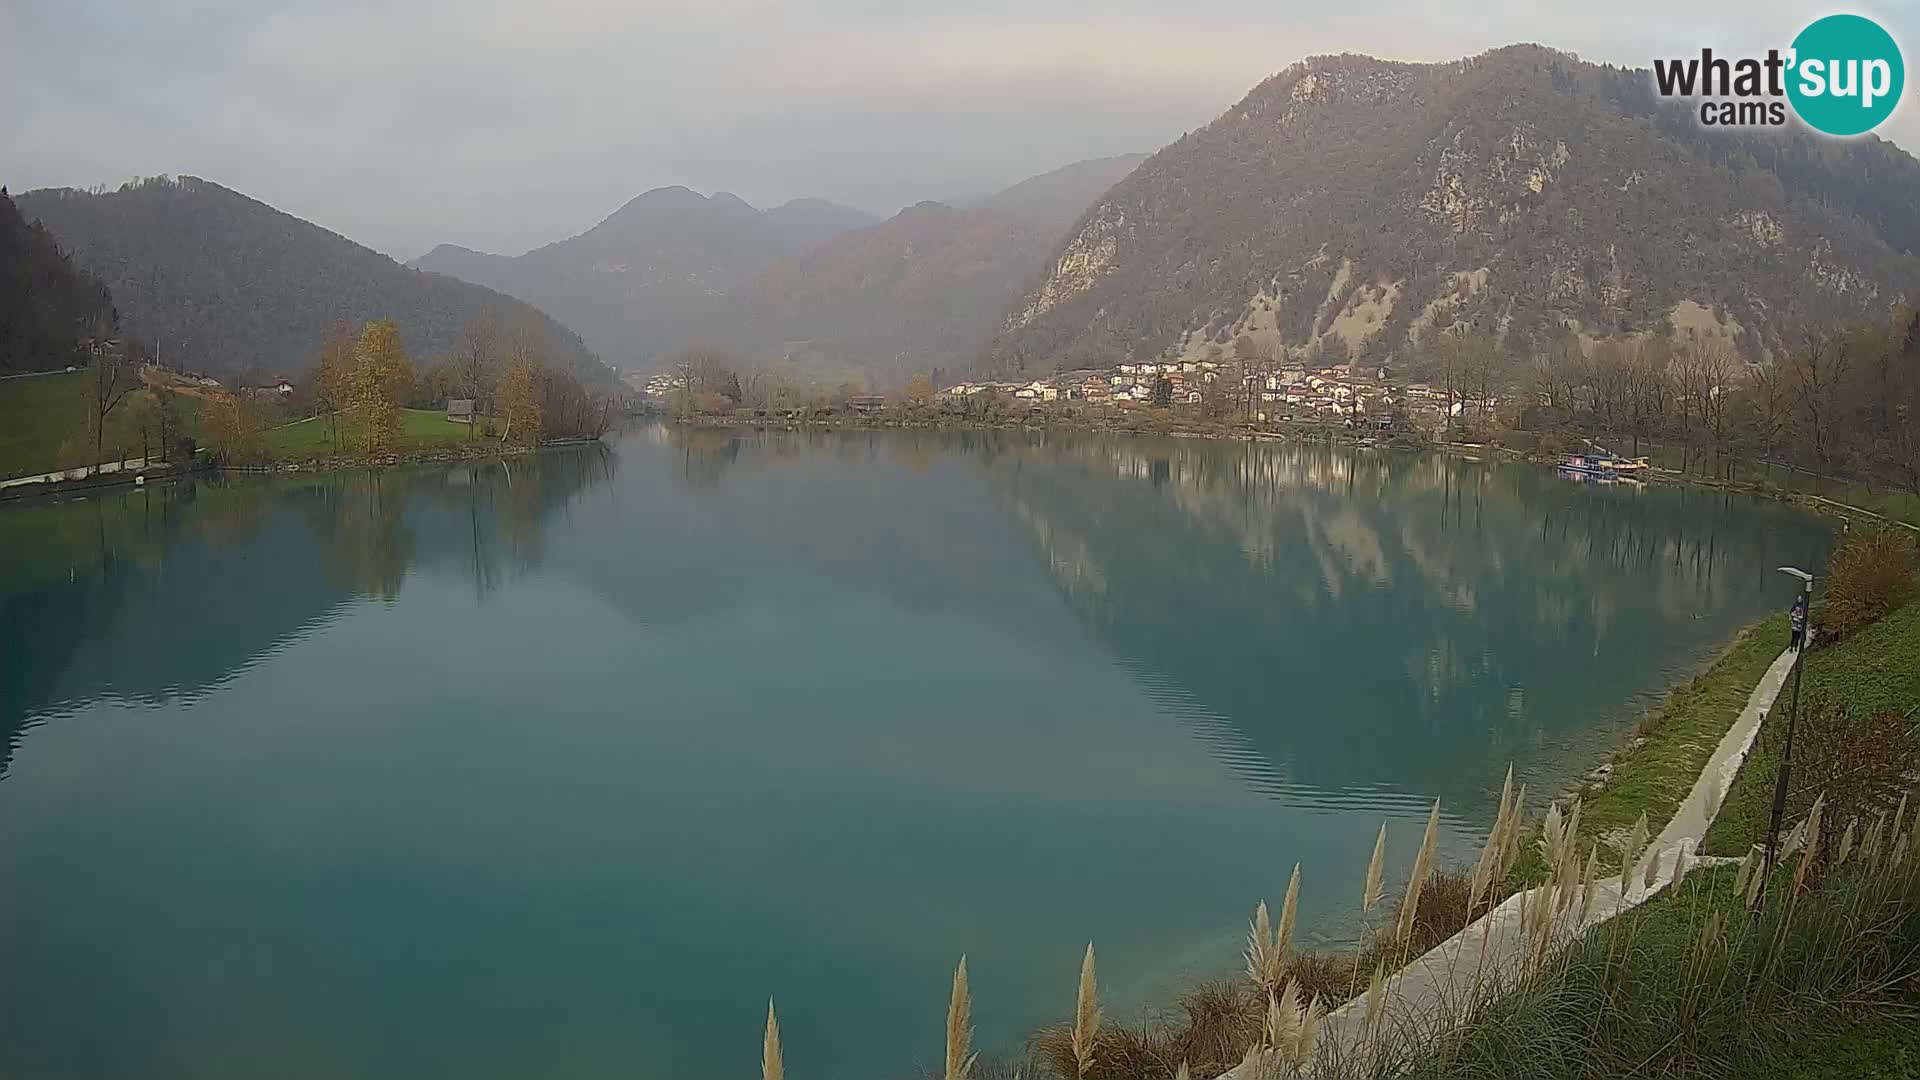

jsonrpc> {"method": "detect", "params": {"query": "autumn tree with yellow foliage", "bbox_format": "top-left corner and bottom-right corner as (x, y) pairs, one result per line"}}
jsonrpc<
(903, 372), (934, 408)
(497, 350), (544, 446)
(314, 322), (356, 449)
(201, 391), (267, 465)
(347, 320), (414, 453)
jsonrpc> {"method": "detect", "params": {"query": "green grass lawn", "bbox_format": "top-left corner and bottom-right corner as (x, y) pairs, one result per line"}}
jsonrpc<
(0, 372), (84, 476)
(1779, 1009), (1920, 1080)
(0, 371), (202, 479)
(262, 408), (493, 458)
(1705, 593), (1920, 855)
(1831, 487), (1920, 528)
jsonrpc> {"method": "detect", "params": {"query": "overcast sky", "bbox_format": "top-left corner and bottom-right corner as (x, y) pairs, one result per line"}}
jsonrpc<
(2, 0), (1914, 260)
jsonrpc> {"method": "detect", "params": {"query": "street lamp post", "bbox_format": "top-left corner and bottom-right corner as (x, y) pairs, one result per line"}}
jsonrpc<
(1762, 566), (1815, 878)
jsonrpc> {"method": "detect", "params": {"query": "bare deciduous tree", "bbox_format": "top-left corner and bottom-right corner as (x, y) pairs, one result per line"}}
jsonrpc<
(1789, 330), (1854, 489)
(82, 312), (137, 469)
(456, 319), (501, 439)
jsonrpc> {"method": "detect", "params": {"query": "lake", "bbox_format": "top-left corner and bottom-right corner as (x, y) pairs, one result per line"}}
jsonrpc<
(0, 426), (1831, 1079)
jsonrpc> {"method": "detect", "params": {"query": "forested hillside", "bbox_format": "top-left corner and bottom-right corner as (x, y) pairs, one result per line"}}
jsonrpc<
(414, 188), (877, 370)
(414, 156), (1143, 382)
(990, 46), (1920, 373)
(0, 189), (115, 373)
(17, 177), (609, 384)
(700, 155), (1148, 383)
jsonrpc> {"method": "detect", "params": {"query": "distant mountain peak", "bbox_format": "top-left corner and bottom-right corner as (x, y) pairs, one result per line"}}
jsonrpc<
(411, 155), (1145, 379)
(969, 153), (1148, 229)
(421, 242), (496, 259)
(776, 196), (862, 213)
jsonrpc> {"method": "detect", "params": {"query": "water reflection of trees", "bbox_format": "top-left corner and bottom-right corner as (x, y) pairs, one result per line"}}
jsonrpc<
(0, 446), (613, 778)
(984, 433), (1831, 808)
(308, 473), (415, 599)
(592, 426), (1822, 809)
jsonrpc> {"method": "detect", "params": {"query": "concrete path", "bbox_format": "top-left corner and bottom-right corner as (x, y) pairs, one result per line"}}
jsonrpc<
(1649, 640), (1800, 863)
(1217, 640), (1801, 1077)
(0, 456), (159, 490)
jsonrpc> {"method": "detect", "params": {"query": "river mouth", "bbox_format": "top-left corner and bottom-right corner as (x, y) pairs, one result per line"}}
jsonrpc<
(0, 426), (1830, 1079)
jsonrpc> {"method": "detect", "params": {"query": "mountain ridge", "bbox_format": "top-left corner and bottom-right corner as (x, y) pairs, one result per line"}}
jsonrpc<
(17, 177), (611, 384)
(990, 45), (1920, 373)
(413, 187), (881, 369)
(414, 156), (1145, 380)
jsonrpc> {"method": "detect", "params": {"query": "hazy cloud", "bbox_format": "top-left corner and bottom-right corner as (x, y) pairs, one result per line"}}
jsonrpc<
(2, 0), (1914, 257)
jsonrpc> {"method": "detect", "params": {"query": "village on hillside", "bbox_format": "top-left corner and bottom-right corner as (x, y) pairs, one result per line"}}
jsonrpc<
(645, 357), (1466, 432)
(935, 358), (1463, 427)
(642, 357), (1467, 432)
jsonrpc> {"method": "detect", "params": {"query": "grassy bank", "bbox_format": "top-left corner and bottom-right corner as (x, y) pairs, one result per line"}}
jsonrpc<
(1825, 487), (1920, 529)
(0, 371), (200, 478)
(1499, 614), (1791, 883)
(1778, 1009), (1920, 1080)
(261, 407), (488, 459)
(950, 817), (1920, 1079)
(1705, 593), (1920, 856)
(1007, 613), (1811, 1065)
(1577, 616), (1788, 844)
(1387, 857), (1920, 1080)
(1, 376), (489, 478)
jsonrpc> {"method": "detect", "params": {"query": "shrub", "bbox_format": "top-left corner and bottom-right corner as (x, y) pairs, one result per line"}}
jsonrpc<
(200, 391), (268, 466)
(1792, 696), (1919, 844)
(1030, 978), (1263, 1080)
(1398, 867), (1481, 956)
(1817, 528), (1916, 640)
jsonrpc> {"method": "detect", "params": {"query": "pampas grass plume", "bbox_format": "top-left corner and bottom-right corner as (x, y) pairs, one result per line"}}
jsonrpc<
(762, 998), (783, 1080)
(1072, 943), (1100, 1077)
(1246, 901), (1274, 988)
(1396, 799), (1441, 945)
(946, 955), (975, 1080)
(1275, 863), (1301, 974)
(1363, 823), (1388, 914)
(1619, 813), (1650, 897)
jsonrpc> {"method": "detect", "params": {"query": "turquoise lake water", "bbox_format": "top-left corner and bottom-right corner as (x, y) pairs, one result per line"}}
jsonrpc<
(0, 426), (1831, 1078)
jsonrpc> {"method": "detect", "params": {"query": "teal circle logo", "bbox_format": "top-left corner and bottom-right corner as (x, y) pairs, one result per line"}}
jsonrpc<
(1788, 14), (1904, 136)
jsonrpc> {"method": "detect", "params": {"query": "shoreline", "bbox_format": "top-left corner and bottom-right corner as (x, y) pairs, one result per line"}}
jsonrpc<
(1533, 612), (1793, 871)
(220, 438), (567, 475)
(0, 438), (605, 503)
(672, 412), (1912, 529)
(1206, 615), (1802, 1078)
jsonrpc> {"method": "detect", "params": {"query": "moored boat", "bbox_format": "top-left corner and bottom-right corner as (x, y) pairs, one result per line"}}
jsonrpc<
(1557, 453), (1619, 479)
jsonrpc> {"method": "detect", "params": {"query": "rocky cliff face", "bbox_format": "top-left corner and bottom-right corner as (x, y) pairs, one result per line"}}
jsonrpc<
(990, 46), (1920, 373)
